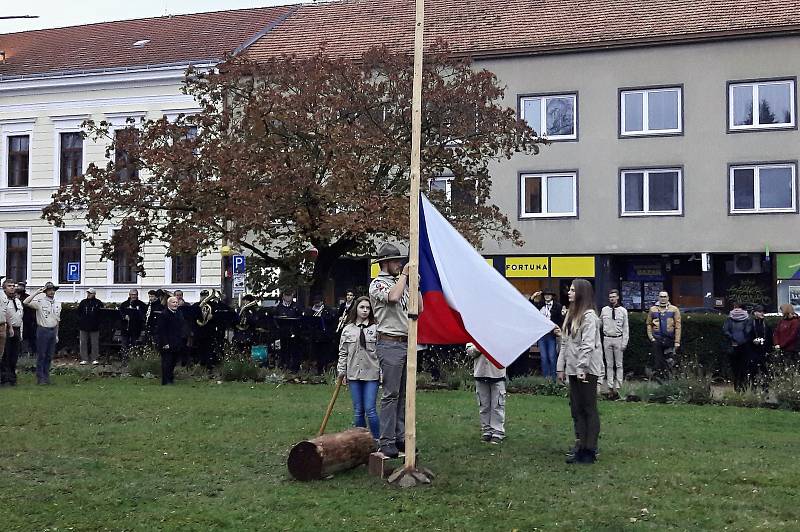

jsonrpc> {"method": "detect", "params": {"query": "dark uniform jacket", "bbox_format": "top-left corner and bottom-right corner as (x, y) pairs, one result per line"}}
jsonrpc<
(119, 299), (148, 337)
(77, 298), (104, 332)
(156, 309), (189, 351)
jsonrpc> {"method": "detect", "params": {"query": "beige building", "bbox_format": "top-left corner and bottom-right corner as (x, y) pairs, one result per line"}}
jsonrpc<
(0, 6), (295, 302)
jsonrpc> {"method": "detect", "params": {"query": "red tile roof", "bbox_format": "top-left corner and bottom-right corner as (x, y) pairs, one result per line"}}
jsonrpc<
(0, 6), (297, 78)
(245, 0), (800, 60)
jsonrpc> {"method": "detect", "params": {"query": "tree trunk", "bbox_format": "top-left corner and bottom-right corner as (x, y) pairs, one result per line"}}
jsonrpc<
(308, 243), (353, 301)
(287, 427), (376, 481)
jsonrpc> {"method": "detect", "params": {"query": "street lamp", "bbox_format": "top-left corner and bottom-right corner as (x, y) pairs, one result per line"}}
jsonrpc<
(220, 244), (233, 303)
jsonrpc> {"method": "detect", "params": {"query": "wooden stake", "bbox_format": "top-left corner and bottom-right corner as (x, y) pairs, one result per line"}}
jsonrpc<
(317, 375), (344, 437)
(403, 0), (425, 473)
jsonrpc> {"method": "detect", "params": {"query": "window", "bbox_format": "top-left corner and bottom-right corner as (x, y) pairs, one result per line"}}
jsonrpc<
(112, 232), (139, 284)
(520, 172), (577, 218)
(729, 79), (795, 131)
(429, 176), (452, 202)
(171, 254), (198, 284)
(7, 135), (30, 187)
(60, 132), (83, 185)
(114, 127), (139, 180)
(520, 94), (577, 140)
(730, 163), (796, 213)
(621, 168), (683, 216)
(6, 232), (28, 282)
(621, 87), (682, 136)
(58, 231), (82, 284)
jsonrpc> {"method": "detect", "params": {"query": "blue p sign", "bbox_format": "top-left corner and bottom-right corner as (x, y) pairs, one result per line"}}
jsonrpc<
(232, 255), (246, 275)
(66, 262), (81, 282)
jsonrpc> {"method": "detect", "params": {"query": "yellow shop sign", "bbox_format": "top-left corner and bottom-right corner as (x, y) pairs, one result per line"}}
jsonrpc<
(505, 257), (550, 278)
(551, 256), (596, 278)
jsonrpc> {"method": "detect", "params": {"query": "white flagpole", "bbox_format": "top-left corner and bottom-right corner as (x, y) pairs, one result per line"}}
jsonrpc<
(403, 0), (425, 473)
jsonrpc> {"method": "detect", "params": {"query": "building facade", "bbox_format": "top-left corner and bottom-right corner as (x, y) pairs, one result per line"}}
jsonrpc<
(0, 6), (294, 303)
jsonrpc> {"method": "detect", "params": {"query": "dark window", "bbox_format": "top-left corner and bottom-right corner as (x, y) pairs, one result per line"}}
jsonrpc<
(60, 132), (83, 185)
(6, 232), (28, 282)
(58, 231), (82, 284)
(621, 169), (682, 215)
(172, 254), (197, 284)
(113, 233), (139, 284)
(114, 128), (139, 181)
(730, 164), (796, 212)
(8, 135), (29, 187)
(732, 168), (756, 210)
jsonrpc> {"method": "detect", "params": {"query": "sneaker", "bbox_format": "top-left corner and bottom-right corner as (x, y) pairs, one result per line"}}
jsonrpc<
(92, 360), (100, 365)
(490, 436), (503, 445)
(481, 434), (492, 442)
(79, 361), (88, 366)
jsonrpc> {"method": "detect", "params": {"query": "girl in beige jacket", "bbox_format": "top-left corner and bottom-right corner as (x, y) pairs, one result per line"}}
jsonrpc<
(556, 279), (603, 464)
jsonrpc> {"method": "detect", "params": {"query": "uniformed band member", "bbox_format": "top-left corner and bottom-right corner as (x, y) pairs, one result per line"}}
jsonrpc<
(119, 289), (148, 349)
(156, 296), (189, 385)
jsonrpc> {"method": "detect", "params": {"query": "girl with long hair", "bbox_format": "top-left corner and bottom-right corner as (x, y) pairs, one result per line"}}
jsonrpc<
(336, 296), (380, 439)
(556, 278), (603, 464)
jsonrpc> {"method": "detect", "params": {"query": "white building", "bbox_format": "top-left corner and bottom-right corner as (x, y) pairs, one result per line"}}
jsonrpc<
(0, 6), (295, 302)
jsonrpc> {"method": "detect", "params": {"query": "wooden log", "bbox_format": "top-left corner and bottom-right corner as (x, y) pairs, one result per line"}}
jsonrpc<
(287, 428), (376, 481)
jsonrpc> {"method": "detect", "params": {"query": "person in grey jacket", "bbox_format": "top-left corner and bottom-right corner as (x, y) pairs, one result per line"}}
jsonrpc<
(337, 296), (380, 439)
(469, 342), (506, 444)
(556, 278), (603, 465)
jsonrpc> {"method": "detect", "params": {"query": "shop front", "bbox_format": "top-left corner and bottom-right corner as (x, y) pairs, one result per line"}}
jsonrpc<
(776, 253), (800, 313)
(496, 255), (597, 304)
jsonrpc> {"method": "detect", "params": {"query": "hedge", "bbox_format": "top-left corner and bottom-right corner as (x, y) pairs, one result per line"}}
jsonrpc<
(53, 305), (782, 381)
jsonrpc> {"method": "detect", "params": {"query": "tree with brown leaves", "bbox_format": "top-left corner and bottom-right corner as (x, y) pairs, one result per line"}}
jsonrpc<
(44, 42), (542, 297)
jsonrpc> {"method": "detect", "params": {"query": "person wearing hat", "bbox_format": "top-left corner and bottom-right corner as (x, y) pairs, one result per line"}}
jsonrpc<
(368, 243), (421, 458)
(530, 288), (565, 381)
(23, 282), (62, 385)
(272, 287), (303, 371)
(77, 288), (105, 365)
(2, 278), (24, 386)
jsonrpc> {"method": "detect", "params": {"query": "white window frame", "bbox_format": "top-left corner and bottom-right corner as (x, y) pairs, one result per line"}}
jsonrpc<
(1, 227), (33, 283)
(164, 253), (203, 286)
(428, 175), (453, 203)
(52, 227), (86, 286)
(620, 168), (683, 216)
(620, 87), (683, 136)
(51, 115), (89, 187)
(519, 94), (577, 141)
(519, 172), (578, 218)
(729, 79), (796, 131)
(1, 119), (35, 189)
(729, 163), (797, 214)
(106, 227), (142, 286)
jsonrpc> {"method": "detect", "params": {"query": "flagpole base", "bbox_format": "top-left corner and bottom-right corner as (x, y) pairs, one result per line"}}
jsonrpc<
(386, 466), (435, 488)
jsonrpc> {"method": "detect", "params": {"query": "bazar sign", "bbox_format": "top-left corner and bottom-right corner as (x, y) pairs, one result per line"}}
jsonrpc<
(776, 253), (800, 280)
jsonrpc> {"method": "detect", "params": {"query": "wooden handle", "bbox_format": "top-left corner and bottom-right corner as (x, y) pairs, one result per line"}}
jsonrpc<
(317, 375), (344, 436)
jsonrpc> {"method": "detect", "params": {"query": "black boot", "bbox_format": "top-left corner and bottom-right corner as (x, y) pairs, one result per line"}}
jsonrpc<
(565, 448), (583, 464)
(577, 448), (597, 464)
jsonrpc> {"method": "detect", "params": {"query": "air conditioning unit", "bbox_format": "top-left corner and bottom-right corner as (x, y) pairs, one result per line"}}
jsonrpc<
(733, 253), (763, 274)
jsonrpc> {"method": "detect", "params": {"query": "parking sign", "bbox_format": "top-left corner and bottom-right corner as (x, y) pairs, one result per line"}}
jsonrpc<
(232, 255), (246, 275)
(66, 262), (81, 282)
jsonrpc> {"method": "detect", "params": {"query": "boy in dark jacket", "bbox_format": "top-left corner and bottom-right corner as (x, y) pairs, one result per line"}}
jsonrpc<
(77, 289), (104, 365)
(749, 305), (772, 388)
(722, 303), (753, 391)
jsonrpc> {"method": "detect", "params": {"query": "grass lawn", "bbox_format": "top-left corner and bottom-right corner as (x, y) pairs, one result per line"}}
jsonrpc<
(1, 374), (799, 531)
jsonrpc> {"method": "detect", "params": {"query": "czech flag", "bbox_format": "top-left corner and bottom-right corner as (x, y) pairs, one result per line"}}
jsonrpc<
(418, 194), (556, 368)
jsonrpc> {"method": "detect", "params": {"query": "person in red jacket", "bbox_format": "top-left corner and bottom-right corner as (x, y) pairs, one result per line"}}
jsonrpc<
(773, 304), (800, 365)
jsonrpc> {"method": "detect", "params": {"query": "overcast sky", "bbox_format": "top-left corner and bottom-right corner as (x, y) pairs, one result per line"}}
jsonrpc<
(1, 0), (306, 33)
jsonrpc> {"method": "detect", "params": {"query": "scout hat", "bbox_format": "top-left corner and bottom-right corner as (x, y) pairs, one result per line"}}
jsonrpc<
(373, 243), (407, 263)
(44, 282), (60, 291)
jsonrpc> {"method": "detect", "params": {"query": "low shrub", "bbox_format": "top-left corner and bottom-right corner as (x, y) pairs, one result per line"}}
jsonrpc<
(769, 362), (800, 411)
(719, 389), (763, 408)
(127, 344), (161, 378)
(507, 375), (568, 397)
(222, 360), (261, 382)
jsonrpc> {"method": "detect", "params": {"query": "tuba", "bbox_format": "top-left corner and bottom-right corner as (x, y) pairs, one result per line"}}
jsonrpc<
(237, 299), (260, 330)
(196, 289), (220, 327)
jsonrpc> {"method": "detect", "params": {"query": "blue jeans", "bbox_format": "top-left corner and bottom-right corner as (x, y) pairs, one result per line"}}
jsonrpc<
(36, 326), (58, 384)
(538, 332), (558, 380)
(348, 379), (380, 439)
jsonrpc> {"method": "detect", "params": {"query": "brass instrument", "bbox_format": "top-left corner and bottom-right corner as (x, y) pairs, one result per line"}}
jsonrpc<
(196, 289), (220, 326)
(237, 298), (260, 330)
